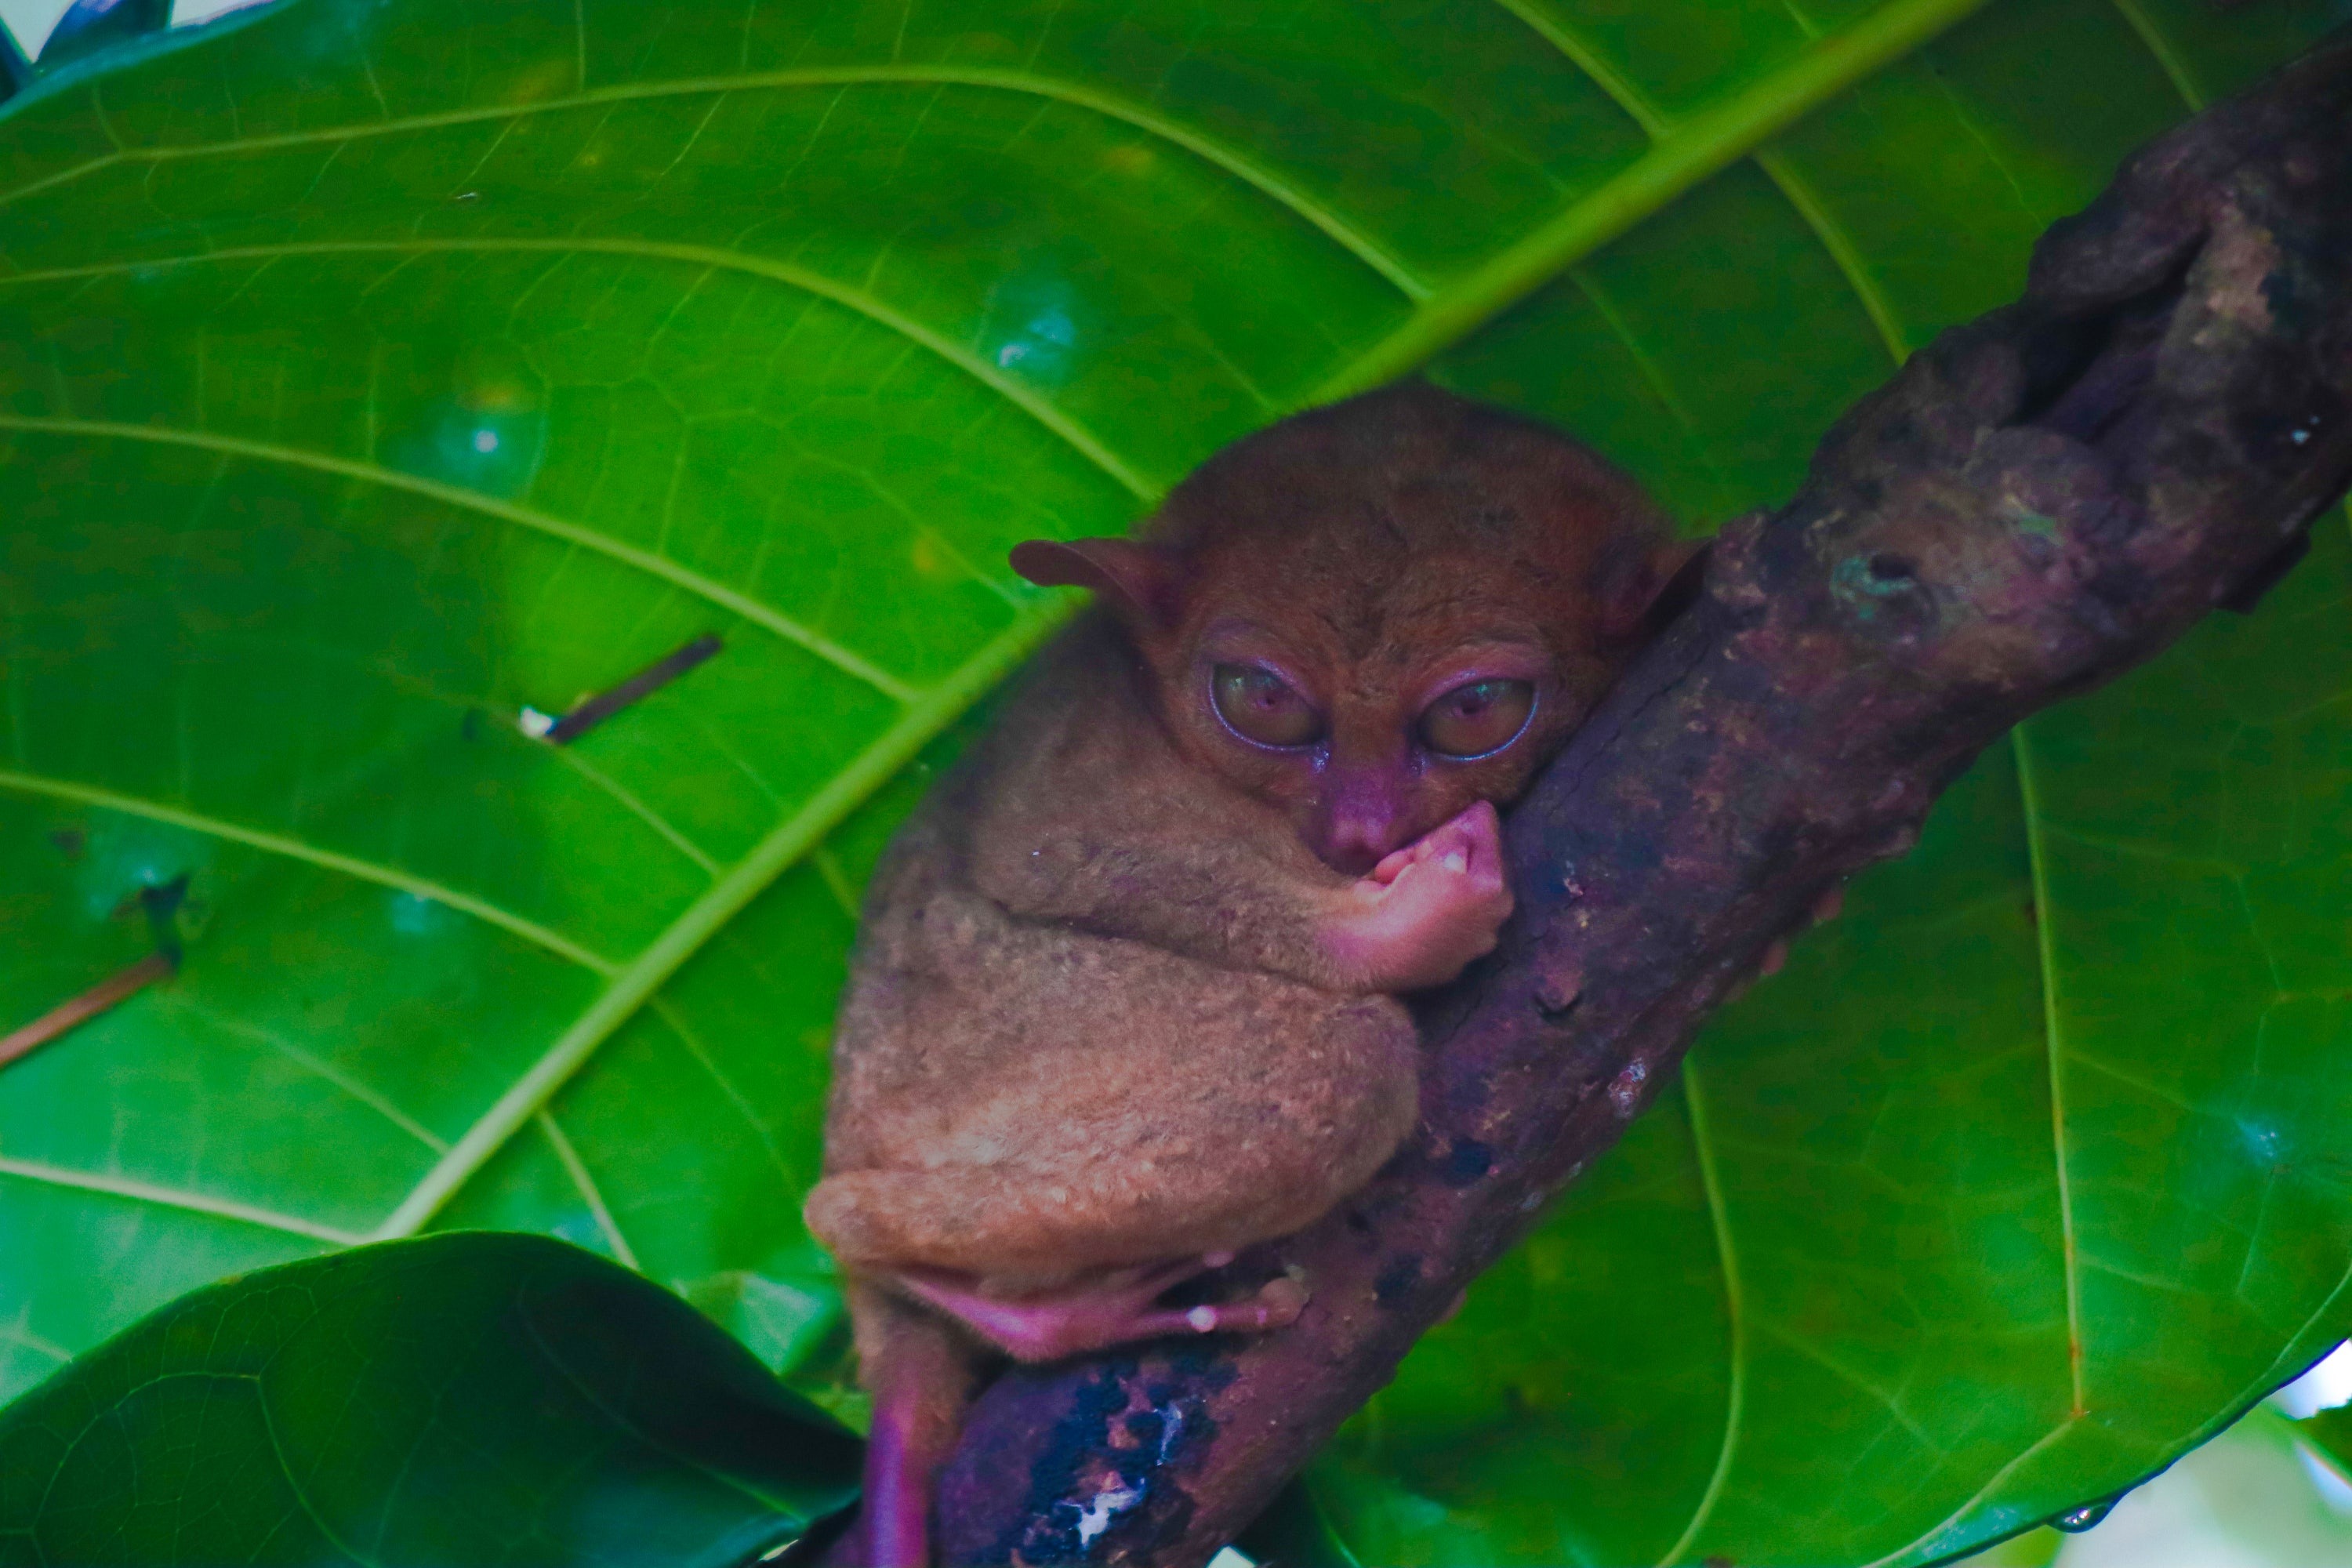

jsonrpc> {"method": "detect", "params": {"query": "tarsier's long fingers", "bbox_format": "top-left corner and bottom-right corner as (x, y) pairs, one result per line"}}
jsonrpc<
(1370, 799), (1498, 887)
(1324, 800), (1512, 992)
(895, 1269), (1308, 1364)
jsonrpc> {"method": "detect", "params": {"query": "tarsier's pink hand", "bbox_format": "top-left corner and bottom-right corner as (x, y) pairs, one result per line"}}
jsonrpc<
(1323, 800), (1514, 992)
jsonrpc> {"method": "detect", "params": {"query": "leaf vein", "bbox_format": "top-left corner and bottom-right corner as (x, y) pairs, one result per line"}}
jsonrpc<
(1860, 1417), (2082, 1568)
(156, 995), (452, 1155)
(651, 997), (804, 1196)
(0, 1155), (362, 1246)
(0, 768), (616, 974)
(1486, 0), (1670, 137)
(544, 745), (722, 879)
(2014, 724), (2088, 1418)
(1655, 1062), (1748, 1567)
(1317, 0), (1994, 398)
(2110, 0), (2205, 111)
(0, 67), (1425, 299)
(0, 408), (919, 703)
(535, 1109), (641, 1271)
(1756, 147), (1910, 363)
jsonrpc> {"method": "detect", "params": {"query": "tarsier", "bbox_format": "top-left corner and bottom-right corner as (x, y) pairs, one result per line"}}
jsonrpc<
(804, 382), (1696, 1566)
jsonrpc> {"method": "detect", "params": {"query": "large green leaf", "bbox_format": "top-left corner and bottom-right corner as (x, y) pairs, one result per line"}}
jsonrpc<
(0, 1231), (861, 1565)
(1, 0), (2347, 1563)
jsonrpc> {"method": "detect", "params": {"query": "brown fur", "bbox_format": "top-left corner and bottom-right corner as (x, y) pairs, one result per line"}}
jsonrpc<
(807, 619), (1425, 1287)
(802, 383), (1684, 1563)
(1134, 380), (1683, 872)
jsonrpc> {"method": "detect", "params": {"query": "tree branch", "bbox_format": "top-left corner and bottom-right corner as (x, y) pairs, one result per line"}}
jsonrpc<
(931, 37), (2352, 1566)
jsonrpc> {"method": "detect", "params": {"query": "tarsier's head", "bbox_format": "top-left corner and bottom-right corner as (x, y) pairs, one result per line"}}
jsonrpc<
(1012, 383), (1696, 875)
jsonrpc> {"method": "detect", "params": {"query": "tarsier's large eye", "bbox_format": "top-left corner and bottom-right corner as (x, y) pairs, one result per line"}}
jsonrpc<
(1418, 678), (1535, 758)
(1211, 663), (1324, 748)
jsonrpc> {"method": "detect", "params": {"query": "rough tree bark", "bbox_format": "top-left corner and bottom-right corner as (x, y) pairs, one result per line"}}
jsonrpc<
(925, 36), (2352, 1566)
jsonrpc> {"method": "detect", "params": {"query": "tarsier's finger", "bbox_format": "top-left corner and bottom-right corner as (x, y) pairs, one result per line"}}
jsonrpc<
(1420, 819), (1479, 873)
(1449, 802), (1508, 879)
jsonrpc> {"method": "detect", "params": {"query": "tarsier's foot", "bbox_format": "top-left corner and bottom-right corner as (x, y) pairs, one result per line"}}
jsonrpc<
(1323, 799), (1514, 992)
(892, 1254), (1308, 1363)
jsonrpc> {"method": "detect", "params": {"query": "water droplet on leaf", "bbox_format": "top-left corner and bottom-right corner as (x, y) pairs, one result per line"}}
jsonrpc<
(2054, 1498), (2114, 1533)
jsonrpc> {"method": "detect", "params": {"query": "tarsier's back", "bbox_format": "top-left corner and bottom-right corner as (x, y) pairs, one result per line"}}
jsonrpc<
(801, 382), (1690, 1565)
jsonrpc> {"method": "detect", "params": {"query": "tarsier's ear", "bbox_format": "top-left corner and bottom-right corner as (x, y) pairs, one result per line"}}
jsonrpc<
(1009, 537), (1185, 631)
(1601, 537), (1709, 640)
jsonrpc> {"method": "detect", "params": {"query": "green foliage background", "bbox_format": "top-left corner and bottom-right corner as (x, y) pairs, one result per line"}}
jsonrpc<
(2, 1), (2350, 1562)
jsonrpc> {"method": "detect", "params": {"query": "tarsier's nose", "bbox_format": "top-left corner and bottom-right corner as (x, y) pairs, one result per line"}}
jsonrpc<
(1312, 771), (1413, 876)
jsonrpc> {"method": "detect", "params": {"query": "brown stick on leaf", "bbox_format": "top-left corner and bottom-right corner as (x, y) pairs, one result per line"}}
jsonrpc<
(920, 36), (2352, 1568)
(0, 951), (174, 1071)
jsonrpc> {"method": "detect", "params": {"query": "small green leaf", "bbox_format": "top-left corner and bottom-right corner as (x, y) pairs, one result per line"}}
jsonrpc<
(0, 1231), (861, 1566)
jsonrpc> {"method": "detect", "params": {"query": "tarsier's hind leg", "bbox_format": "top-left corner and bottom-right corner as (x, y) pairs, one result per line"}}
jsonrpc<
(842, 1281), (981, 1568)
(892, 1257), (1308, 1363)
